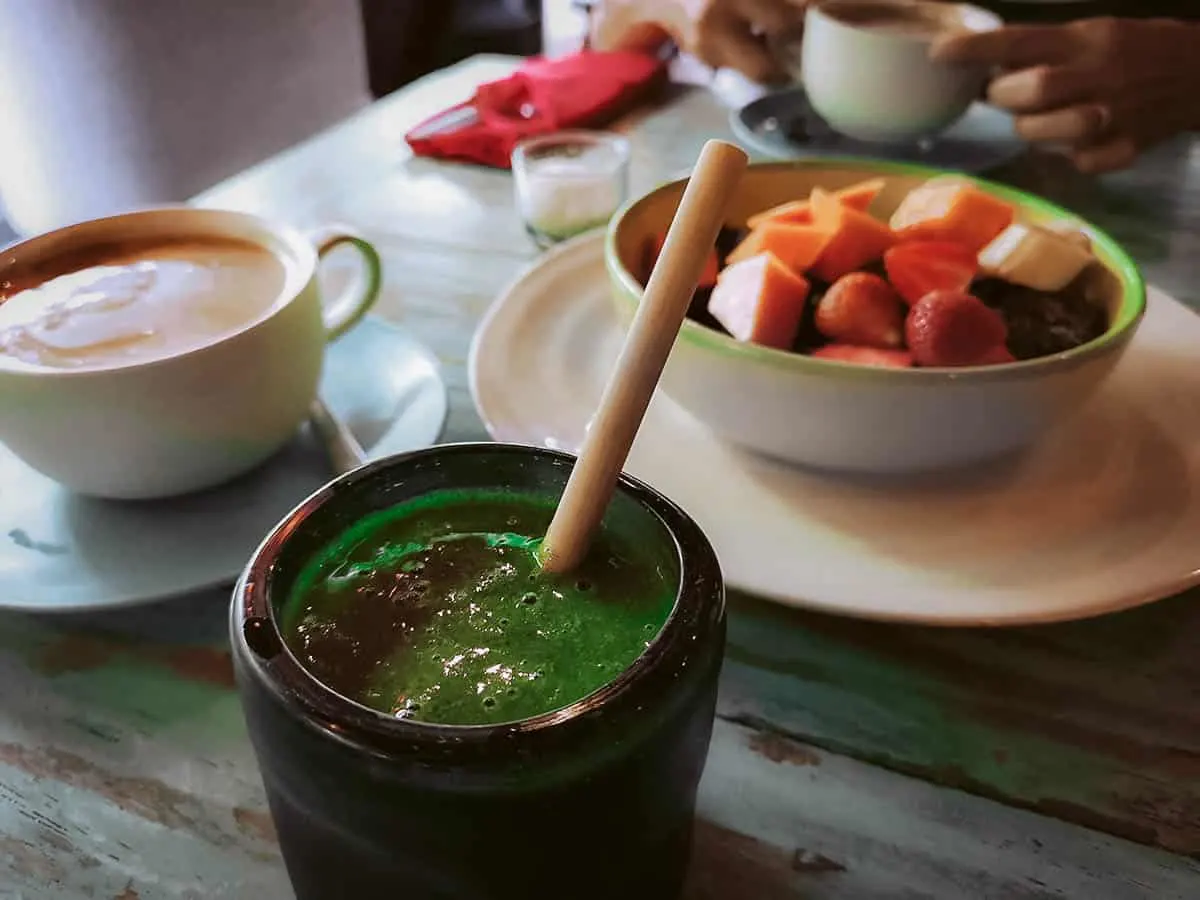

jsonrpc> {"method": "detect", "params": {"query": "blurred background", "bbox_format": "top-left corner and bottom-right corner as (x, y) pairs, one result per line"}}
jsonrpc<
(0, 0), (584, 243)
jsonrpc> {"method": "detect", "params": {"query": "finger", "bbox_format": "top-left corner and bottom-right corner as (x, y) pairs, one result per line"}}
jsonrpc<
(1071, 137), (1139, 175)
(1014, 103), (1112, 144)
(588, 0), (687, 51)
(735, 0), (806, 36)
(600, 21), (674, 53)
(697, 16), (787, 83)
(987, 64), (1094, 114)
(722, 30), (788, 83)
(930, 25), (1079, 69)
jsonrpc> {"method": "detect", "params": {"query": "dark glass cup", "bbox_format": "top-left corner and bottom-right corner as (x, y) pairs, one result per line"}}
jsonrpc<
(230, 443), (726, 900)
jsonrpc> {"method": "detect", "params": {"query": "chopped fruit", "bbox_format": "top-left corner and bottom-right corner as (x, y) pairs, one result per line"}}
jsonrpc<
(746, 200), (815, 230)
(726, 222), (834, 272)
(889, 177), (1015, 252)
(812, 345), (914, 368)
(637, 172), (1116, 371)
(905, 290), (1009, 367)
(977, 344), (1017, 365)
(815, 273), (904, 348)
(830, 178), (887, 214)
(977, 222), (1094, 292)
(746, 178), (885, 229)
(1044, 220), (1093, 252)
(701, 251), (721, 290)
(883, 240), (978, 306)
(809, 188), (897, 283)
(748, 201), (816, 229)
(645, 234), (719, 288)
(708, 252), (812, 350)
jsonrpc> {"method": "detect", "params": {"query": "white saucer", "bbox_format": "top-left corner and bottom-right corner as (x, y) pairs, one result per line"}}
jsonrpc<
(470, 234), (1200, 626)
(0, 316), (448, 613)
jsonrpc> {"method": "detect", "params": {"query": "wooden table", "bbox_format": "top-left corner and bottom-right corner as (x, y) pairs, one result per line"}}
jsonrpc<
(3, 56), (1200, 899)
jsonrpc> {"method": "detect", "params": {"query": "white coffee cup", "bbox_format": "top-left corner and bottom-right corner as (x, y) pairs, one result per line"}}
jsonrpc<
(0, 207), (382, 499)
(800, 0), (1002, 143)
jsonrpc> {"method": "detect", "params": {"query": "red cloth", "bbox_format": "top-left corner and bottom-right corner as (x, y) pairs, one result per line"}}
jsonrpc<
(405, 52), (667, 169)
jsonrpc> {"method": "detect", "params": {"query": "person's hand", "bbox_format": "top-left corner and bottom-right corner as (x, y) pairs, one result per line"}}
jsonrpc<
(932, 17), (1200, 174)
(590, 0), (808, 85)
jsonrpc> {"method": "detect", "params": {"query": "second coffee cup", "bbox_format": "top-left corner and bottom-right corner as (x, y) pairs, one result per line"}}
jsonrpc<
(800, 0), (1002, 143)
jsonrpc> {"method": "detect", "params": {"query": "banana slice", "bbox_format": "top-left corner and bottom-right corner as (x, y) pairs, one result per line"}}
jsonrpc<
(977, 222), (1094, 292)
(1044, 219), (1094, 252)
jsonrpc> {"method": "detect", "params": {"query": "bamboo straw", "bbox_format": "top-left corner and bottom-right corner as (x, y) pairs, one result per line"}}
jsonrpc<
(540, 139), (748, 574)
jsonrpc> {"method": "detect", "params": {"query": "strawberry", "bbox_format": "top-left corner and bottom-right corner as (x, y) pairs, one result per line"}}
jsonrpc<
(905, 290), (1009, 368)
(977, 344), (1016, 366)
(883, 241), (977, 306)
(812, 345), (914, 368)
(814, 272), (904, 349)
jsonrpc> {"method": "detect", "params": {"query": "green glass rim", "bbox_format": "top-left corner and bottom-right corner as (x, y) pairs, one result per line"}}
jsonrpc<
(605, 157), (1147, 383)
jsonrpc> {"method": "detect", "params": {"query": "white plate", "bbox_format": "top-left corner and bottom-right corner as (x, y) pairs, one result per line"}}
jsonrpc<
(0, 316), (448, 613)
(469, 234), (1200, 626)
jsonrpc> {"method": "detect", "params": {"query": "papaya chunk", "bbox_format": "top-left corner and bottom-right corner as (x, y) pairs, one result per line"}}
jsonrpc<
(725, 222), (834, 273)
(708, 252), (812, 350)
(889, 177), (1016, 253)
(749, 202), (816, 230)
(829, 178), (886, 214)
(809, 187), (897, 283)
(746, 178), (885, 230)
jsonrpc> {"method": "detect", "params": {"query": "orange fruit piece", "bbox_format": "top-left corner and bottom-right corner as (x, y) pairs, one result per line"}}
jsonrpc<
(889, 177), (1016, 253)
(746, 178), (885, 230)
(809, 187), (897, 283)
(725, 222), (834, 272)
(883, 240), (978, 306)
(708, 252), (812, 350)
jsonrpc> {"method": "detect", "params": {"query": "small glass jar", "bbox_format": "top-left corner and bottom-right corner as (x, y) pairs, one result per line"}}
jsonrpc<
(512, 131), (631, 250)
(231, 443), (726, 900)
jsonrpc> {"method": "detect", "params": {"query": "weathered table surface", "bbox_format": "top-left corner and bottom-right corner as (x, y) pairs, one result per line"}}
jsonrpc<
(4, 55), (1200, 900)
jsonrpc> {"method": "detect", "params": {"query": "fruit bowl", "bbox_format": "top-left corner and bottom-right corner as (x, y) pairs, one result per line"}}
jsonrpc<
(605, 159), (1145, 474)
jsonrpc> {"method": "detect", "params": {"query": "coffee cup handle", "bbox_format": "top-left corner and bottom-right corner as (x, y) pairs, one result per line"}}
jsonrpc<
(309, 227), (384, 341)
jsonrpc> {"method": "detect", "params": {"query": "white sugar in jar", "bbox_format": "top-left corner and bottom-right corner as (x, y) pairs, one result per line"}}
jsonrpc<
(512, 131), (631, 248)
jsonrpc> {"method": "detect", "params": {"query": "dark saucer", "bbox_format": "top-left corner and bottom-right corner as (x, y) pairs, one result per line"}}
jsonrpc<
(731, 86), (1026, 174)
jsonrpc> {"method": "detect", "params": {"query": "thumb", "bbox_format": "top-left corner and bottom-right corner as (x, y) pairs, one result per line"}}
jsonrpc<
(596, 20), (674, 53)
(588, 0), (679, 52)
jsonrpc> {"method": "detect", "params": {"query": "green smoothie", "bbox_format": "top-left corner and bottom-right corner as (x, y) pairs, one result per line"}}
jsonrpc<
(281, 488), (678, 726)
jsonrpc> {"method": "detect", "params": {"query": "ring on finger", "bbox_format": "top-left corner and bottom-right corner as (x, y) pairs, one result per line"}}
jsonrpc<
(1016, 102), (1114, 145)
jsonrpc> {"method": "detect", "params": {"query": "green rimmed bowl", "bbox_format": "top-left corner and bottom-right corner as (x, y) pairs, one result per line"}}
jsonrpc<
(606, 159), (1146, 473)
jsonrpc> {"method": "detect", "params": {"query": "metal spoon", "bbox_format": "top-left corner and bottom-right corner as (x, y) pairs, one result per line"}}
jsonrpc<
(308, 397), (366, 475)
